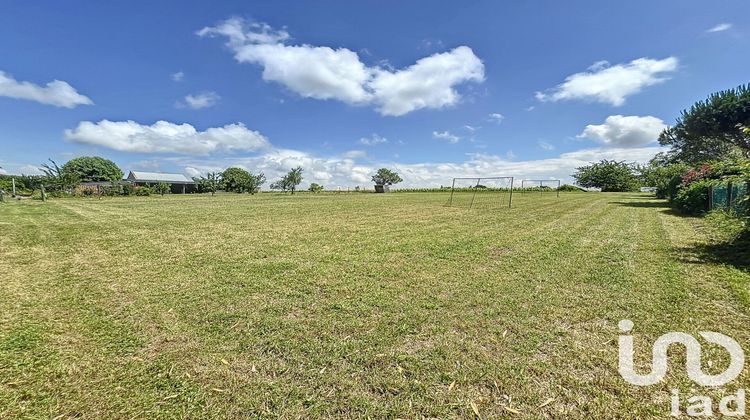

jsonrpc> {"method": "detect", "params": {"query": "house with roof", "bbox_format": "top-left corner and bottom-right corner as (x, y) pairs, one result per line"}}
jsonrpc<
(126, 171), (196, 194)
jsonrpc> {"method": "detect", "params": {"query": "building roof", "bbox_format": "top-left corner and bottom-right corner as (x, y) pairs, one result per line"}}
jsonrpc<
(127, 171), (193, 183)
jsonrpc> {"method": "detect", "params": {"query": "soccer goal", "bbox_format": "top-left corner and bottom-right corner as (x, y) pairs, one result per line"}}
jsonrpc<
(520, 179), (561, 198)
(447, 177), (514, 209)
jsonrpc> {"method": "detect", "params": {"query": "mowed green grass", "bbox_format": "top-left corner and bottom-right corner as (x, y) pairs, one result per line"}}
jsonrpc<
(1, 192), (749, 418)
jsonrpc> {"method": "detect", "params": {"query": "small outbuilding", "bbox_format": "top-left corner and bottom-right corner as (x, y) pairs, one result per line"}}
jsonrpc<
(126, 171), (196, 194)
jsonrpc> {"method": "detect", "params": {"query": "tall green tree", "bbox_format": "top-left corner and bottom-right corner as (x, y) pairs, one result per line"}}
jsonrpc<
(221, 167), (252, 193)
(277, 167), (303, 194)
(371, 168), (403, 186)
(572, 160), (640, 192)
(218, 167), (265, 193)
(659, 84), (750, 163)
(246, 172), (266, 195)
(194, 172), (221, 196)
(62, 156), (123, 182)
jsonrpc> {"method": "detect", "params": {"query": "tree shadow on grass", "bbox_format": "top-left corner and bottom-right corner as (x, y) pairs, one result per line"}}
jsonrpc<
(681, 230), (750, 272)
(610, 200), (749, 272)
(609, 200), (671, 209)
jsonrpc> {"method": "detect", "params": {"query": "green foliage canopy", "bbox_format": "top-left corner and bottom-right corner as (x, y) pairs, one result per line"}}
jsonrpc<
(246, 172), (266, 195)
(221, 167), (251, 193)
(371, 168), (403, 186)
(194, 172), (221, 196)
(640, 160), (690, 199)
(308, 182), (324, 193)
(659, 84), (750, 164)
(572, 160), (640, 192)
(62, 156), (123, 182)
(219, 167), (265, 194)
(273, 167), (303, 194)
(41, 159), (79, 192)
(154, 182), (170, 196)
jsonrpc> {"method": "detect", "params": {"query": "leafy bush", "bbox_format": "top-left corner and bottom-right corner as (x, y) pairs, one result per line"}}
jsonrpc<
(641, 162), (690, 200)
(558, 184), (583, 192)
(194, 172), (221, 195)
(673, 180), (713, 215)
(0, 178), (13, 193)
(135, 186), (152, 196)
(100, 185), (122, 196)
(154, 182), (170, 196)
(308, 183), (324, 193)
(121, 183), (134, 196)
(221, 168), (266, 194)
(703, 210), (748, 244)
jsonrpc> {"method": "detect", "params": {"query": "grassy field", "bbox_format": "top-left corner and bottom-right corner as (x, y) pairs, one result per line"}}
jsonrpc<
(1, 192), (749, 418)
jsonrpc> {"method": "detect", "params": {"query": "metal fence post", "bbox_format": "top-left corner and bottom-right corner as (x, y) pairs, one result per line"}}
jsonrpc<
(708, 185), (713, 211)
(508, 177), (514, 208)
(448, 178), (456, 206)
(469, 178), (480, 209)
(727, 182), (734, 211)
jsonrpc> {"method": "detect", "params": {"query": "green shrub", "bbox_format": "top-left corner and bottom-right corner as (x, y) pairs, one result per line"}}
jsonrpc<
(100, 185), (123, 196)
(703, 210), (748, 244)
(673, 180), (712, 215)
(135, 186), (152, 196)
(0, 178), (13, 192)
(121, 183), (134, 196)
(558, 184), (583, 192)
(308, 183), (324, 193)
(154, 182), (170, 196)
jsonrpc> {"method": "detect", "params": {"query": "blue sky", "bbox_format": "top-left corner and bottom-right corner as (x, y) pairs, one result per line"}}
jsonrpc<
(0, 1), (747, 187)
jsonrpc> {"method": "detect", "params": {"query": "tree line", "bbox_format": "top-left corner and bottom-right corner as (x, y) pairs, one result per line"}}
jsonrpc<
(2, 154), (409, 198)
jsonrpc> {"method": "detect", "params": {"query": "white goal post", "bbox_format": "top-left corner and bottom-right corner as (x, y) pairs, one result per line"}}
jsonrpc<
(447, 176), (514, 209)
(520, 179), (561, 198)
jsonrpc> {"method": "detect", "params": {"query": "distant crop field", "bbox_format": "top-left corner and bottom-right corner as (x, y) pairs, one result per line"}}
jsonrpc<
(1, 192), (749, 418)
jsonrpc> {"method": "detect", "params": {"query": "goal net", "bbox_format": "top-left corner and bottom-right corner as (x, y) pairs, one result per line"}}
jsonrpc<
(520, 179), (561, 197)
(447, 177), (514, 209)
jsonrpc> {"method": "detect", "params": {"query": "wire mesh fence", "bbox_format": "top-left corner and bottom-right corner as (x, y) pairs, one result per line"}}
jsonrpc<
(710, 182), (749, 215)
(447, 177), (514, 209)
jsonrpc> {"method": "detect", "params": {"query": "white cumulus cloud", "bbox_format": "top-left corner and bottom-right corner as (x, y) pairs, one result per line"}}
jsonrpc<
(369, 46), (485, 116)
(179, 91), (221, 109)
(197, 18), (484, 116)
(65, 120), (270, 155)
(577, 115), (667, 148)
(535, 57), (678, 106)
(171, 71), (185, 82)
(0, 70), (93, 108)
(433, 130), (461, 143)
